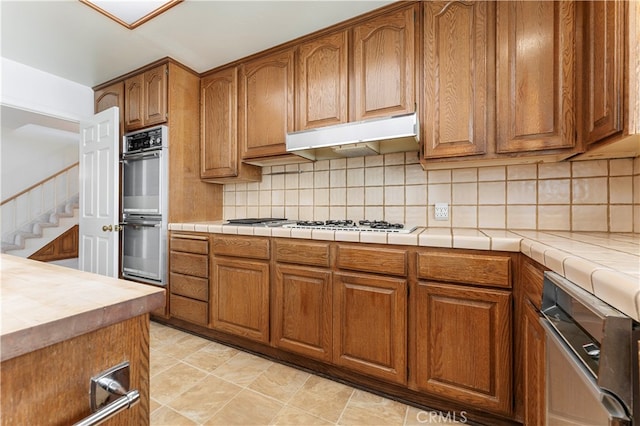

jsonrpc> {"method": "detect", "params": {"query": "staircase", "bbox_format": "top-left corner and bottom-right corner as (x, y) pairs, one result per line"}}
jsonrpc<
(1, 163), (79, 258)
(1, 196), (79, 257)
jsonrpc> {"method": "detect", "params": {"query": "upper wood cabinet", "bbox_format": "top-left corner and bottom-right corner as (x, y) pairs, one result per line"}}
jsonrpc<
(239, 49), (295, 161)
(200, 67), (261, 183)
(94, 81), (124, 137)
(496, 1), (576, 153)
(124, 64), (168, 132)
(581, 0), (625, 146)
(296, 30), (349, 130)
(352, 5), (417, 121)
(422, 1), (492, 159)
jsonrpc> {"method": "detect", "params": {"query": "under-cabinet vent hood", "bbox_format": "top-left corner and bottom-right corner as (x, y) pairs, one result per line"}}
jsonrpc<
(286, 112), (420, 161)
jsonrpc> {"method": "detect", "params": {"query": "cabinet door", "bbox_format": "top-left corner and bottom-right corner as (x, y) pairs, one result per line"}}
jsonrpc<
(423, 1), (492, 158)
(297, 30), (348, 130)
(211, 257), (270, 343)
(581, 0), (625, 145)
(201, 67), (239, 178)
(496, 1), (576, 153)
(124, 73), (144, 131)
(143, 64), (168, 127)
(333, 272), (407, 384)
(94, 81), (125, 137)
(274, 265), (332, 361)
(522, 299), (545, 425)
(415, 281), (512, 415)
(239, 49), (295, 159)
(353, 5), (416, 121)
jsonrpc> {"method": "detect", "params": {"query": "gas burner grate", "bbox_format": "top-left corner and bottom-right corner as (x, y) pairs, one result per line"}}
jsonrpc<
(285, 219), (416, 234)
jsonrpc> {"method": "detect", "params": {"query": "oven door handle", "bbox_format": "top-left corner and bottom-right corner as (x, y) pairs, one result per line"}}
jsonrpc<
(121, 221), (161, 228)
(121, 151), (161, 162)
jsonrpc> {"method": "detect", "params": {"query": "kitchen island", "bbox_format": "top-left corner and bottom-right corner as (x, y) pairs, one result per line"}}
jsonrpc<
(0, 254), (165, 425)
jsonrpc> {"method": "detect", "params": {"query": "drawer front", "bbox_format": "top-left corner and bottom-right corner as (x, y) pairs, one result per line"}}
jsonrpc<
(170, 234), (209, 254)
(336, 245), (407, 277)
(274, 239), (330, 267)
(170, 272), (208, 301)
(170, 251), (208, 278)
(418, 252), (511, 288)
(170, 294), (208, 326)
(212, 235), (270, 259)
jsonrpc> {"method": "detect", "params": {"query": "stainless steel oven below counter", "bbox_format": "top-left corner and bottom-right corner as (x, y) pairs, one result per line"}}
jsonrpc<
(540, 271), (639, 425)
(120, 216), (166, 286)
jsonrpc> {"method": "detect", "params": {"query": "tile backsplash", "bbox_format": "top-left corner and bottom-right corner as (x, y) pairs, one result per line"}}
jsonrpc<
(223, 153), (640, 233)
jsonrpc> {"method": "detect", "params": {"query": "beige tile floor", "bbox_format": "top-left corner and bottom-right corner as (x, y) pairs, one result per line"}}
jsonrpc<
(150, 321), (461, 426)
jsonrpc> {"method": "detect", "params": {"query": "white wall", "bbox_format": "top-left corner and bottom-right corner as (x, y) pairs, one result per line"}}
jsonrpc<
(0, 57), (93, 199)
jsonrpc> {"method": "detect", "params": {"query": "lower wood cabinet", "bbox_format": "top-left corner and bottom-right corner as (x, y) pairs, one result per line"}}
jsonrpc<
(169, 233), (209, 326)
(273, 265), (332, 361)
(414, 281), (512, 415)
(521, 298), (545, 425)
(333, 272), (407, 385)
(211, 256), (270, 343)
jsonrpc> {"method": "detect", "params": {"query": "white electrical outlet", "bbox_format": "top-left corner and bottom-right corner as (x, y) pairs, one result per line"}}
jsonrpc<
(435, 203), (449, 220)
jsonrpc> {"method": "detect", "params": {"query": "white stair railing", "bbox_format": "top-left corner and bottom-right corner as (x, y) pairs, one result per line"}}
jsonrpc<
(1, 163), (79, 243)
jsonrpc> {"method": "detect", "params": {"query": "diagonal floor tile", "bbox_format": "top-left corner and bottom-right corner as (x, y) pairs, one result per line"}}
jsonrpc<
(211, 351), (273, 386)
(166, 375), (243, 424)
(150, 361), (208, 404)
(150, 405), (197, 426)
(287, 375), (354, 423)
(202, 389), (284, 426)
(183, 341), (239, 373)
(248, 362), (311, 403)
(338, 389), (407, 426)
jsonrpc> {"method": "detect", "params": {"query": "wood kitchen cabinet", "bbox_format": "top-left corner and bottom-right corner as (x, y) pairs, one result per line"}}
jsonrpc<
(514, 255), (546, 425)
(211, 235), (271, 343)
(239, 49), (300, 164)
(495, 1), (576, 154)
(200, 66), (261, 183)
(124, 64), (168, 132)
(169, 233), (210, 326)
(422, 1), (492, 159)
(273, 239), (332, 361)
(580, 0), (625, 146)
(333, 272), (407, 385)
(352, 4), (417, 121)
(296, 30), (349, 130)
(94, 80), (125, 136)
(333, 244), (408, 384)
(413, 250), (513, 416)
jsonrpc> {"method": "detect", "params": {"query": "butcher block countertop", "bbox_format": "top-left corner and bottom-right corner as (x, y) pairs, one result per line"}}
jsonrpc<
(0, 254), (165, 362)
(171, 221), (640, 322)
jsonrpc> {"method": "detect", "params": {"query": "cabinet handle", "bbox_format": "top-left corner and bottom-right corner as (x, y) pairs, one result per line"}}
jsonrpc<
(73, 390), (139, 426)
(73, 361), (139, 426)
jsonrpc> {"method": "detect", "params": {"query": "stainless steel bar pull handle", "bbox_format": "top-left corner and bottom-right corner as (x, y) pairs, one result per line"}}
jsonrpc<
(73, 390), (139, 426)
(73, 361), (140, 426)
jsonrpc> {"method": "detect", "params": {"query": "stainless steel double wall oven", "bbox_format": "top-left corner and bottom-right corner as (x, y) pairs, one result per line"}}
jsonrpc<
(120, 126), (168, 286)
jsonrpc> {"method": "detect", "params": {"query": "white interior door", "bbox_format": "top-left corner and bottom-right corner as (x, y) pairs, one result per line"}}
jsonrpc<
(78, 107), (119, 277)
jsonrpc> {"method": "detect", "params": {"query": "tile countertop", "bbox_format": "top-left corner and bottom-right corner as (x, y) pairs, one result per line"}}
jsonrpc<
(170, 222), (640, 322)
(0, 254), (166, 362)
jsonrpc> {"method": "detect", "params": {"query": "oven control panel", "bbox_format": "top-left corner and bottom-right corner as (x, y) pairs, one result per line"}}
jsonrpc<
(124, 126), (167, 153)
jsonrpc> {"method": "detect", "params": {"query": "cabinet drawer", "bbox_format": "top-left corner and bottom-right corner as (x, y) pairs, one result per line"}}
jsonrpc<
(170, 294), (208, 326)
(170, 272), (208, 301)
(336, 245), (407, 277)
(417, 252), (511, 288)
(274, 239), (330, 267)
(170, 234), (209, 254)
(170, 251), (208, 278)
(213, 235), (270, 259)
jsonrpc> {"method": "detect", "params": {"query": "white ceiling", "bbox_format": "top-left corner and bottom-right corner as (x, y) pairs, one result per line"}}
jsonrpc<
(1, 0), (393, 88)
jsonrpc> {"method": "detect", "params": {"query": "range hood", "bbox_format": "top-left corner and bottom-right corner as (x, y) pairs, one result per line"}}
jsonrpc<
(286, 112), (420, 161)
